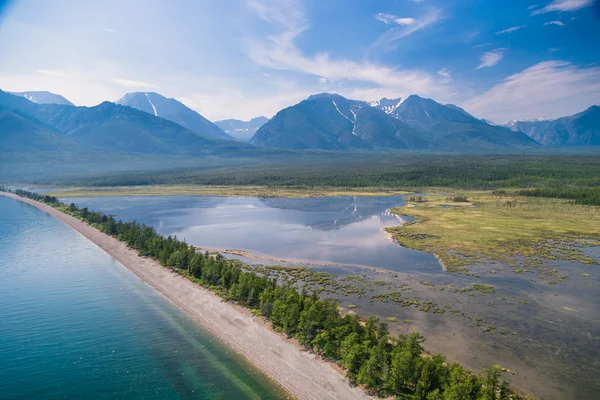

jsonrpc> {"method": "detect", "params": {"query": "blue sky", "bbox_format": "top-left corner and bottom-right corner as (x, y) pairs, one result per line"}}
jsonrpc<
(0, 0), (599, 122)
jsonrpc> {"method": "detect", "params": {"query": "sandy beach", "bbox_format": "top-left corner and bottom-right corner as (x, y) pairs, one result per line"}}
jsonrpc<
(3, 192), (373, 400)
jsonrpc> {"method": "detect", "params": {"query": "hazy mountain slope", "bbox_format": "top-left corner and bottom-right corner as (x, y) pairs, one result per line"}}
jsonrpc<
(503, 106), (600, 146)
(10, 91), (75, 106)
(393, 95), (483, 128)
(0, 106), (84, 152)
(252, 94), (426, 150)
(376, 94), (538, 148)
(352, 106), (430, 149)
(430, 122), (540, 149)
(215, 116), (269, 141)
(116, 92), (232, 140)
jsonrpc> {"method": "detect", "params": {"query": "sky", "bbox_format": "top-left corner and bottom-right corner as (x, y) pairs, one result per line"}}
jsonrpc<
(0, 0), (599, 122)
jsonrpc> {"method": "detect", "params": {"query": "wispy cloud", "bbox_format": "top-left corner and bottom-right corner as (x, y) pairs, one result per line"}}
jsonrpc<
(375, 13), (416, 26)
(544, 20), (566, 26)
(109, 78), (156, 88)
(437, 68), (451, 79)
(496, 25), (526, 35)
(476, 49), (505, 69)
(245, 0), (453, 101)
(473, 42), (493, 49)
(463, 60), (600, 121)
(531, 0), (595, 15)
(36, 69), (68, 78)
(373, 8), (443, 47)
(105, 28), (116, 33)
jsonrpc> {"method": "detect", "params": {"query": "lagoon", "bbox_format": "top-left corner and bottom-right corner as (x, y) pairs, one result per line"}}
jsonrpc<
(64, 195), (437, 272)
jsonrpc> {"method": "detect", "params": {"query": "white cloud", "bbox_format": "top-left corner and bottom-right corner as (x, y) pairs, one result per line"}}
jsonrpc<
(476, 49), (505, 69)
(496, 25), (526, 35)
(531, 0), (595, 15)
(105, 28), (116, 33)
(109, 78), (156, 88)
(36, 69), (68, 78)
(245, 1), (453, 102)
(437, 68), (451, 78)
(373, 8), (443, 48)
(463, 61), (600, 122)
(375, 13), (416, 26)
(544, 20), (566, 26)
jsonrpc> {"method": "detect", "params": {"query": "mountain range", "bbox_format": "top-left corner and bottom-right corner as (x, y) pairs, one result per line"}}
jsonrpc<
(214, 117), (269, 141)
(1, 87), (599, 159)
(0, 90), (252, 156)
(252, 93), (538, 150)
(115, 92), (232, 140)
(502, 106), (600, 146)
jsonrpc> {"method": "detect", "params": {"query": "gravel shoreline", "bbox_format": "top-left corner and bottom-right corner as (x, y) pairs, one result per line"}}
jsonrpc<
(3, 192), (373, 400)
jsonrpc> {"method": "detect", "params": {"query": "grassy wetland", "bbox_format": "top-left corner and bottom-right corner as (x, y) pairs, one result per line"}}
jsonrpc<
(386, 191), (600, 274)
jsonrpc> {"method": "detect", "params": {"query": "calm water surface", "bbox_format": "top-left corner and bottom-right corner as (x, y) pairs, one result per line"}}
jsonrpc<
(0, 196), (288, 399)
(65, 195), (437, 272)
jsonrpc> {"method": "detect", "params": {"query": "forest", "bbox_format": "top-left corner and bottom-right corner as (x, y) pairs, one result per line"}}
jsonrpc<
(4, 187), (531, 400)
(46, 154), (600, 191)
(518, 187), (600, 206)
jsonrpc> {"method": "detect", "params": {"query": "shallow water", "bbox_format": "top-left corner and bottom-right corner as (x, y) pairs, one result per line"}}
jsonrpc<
(0, 196), (288, 399)
(65, 195), (436, 272)
(65, 195), (600, 400)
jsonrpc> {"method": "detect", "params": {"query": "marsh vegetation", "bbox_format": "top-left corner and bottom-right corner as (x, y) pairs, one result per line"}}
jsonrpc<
(386, 191), (600, 274)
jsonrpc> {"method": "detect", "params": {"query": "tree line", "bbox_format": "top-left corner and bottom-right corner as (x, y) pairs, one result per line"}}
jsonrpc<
(49, 154), (600, 191)
(518, 188), (600, 206)
(5, 187), (531, 400)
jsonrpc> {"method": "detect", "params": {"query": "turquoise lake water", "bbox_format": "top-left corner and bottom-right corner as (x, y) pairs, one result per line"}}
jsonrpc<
(0, 196), (288, 399)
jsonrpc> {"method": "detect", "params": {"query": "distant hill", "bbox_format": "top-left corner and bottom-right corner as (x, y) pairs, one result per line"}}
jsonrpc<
(0, 105), (91, 153)
(251, 93), (427, 150)
(115, 92), (233, 140)
(502, 106), (600, 146)
(215, 117), (269, 141)
(252, 93), (538, 151)
(0, 90), (252, 156)
(10, 91), (74, 106)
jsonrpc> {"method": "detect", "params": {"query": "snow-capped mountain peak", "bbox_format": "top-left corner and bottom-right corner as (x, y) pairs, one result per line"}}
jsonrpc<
(115, 92), (233, 140)
(10, 91), (74, 106)
(368, 97), (404, 115)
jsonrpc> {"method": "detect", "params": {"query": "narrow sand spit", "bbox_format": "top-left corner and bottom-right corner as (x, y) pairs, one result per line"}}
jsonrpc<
(3, 192), (373, 400)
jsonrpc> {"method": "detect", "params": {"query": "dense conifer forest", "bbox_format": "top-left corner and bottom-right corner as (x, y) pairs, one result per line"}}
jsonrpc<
(52, 154), (600, 192)
(518, 187), (600, 205)
(3, 187), (532, 400)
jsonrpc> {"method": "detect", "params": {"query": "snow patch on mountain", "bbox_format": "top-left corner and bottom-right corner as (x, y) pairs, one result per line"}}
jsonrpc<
(145, 93), (158, 116)
(368, 97), (404, 115)
(332, 100), (354, 124)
